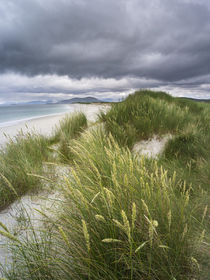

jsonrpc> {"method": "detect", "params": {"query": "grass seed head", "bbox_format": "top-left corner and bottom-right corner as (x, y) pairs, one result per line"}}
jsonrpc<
(82, 219), (90, 252)
(95, 215), (106, 223)
(58, 227), (70, 248)
(167, 210), (172, 230)
(131, 202), (137, 230)
(141, 199), (150, 216)
(182, 224), (188, 240)
(104, 188), (115, 208)
(113, 219), (125, 232)
(102, 238), (122, 243)
(201, 205), (208, 223)
(121, 210), (131, 242)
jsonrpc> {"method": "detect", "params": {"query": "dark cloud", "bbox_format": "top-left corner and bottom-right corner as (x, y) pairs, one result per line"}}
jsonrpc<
(0, 0), (210, 101)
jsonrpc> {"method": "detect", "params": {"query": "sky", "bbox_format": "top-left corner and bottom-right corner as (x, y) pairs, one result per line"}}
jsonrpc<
(0, 0), (210, 103)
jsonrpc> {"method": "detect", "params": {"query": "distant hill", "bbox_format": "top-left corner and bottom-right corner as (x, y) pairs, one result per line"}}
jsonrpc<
(180, 97), (210, 103)
(58, 96), (102, 104)
(24, 100), (53, 105)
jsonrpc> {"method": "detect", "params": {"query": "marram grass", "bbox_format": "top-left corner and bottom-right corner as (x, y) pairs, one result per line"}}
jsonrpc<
(0, 131), (50, 209)
(0, 112), (87, 209)
(50, 112), (87, 162)
(99, 90), (192, 147)
(2, 127), (204, 280)
(0, 91), (209, 279)
(55, 128), (201, 280)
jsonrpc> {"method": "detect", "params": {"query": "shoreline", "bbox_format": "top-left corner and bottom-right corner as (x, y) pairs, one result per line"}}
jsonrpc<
(0, 91), (209, 278)
(0, 104), (108, 147)
(0, 110), (70, 128)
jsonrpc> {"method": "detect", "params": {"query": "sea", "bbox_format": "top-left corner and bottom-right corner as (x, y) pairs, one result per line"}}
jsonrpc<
(0, 103), (72, 128)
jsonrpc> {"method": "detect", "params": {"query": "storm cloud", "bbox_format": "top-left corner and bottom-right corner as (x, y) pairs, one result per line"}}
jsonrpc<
(0, 0), (210, 102)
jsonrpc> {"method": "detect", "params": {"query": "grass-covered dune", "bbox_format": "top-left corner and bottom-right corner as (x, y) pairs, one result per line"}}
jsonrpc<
(0, 91), (209, 280)
(0, 112), (87, 209)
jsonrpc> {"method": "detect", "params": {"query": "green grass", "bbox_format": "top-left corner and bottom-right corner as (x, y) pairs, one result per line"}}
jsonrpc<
(50, 112), (87, 162)
(0, 112), (87, 209)
(0, 131), (50, 209)
(163, 130), (206, 162)
(1, 127), (205, 280)
(0, 91), (209, 279)
(57, 128), (202, 280)
(99, 90), (192, 148)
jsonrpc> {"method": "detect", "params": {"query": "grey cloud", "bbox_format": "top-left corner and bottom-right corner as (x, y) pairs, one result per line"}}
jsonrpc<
(0, 0), (210, 100)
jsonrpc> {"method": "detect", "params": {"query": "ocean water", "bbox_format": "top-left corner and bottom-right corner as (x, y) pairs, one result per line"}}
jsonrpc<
(0, 104), (72, 127)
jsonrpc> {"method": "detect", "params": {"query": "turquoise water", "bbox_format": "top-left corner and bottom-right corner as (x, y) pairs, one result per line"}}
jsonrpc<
(0, 104), (72, 127)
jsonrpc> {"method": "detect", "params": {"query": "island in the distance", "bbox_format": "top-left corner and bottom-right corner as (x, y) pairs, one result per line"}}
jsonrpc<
(57, 96), (102, 104)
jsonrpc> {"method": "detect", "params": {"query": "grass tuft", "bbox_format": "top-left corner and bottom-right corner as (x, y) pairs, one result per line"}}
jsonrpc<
(100, 90), (191, 147)
(0, 131), (50, 209)
(50, 112), (87, 162)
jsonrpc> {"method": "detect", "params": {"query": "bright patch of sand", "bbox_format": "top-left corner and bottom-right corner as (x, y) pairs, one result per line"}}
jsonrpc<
(0, 191), (63, 265)
(132, 134), (172, 158)
(0, 164), (70, 266)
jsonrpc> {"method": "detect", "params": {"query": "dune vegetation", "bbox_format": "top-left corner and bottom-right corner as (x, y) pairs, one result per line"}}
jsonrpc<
(0, 112), (87, 209)
(0, 90), (209, 280)
(50, 112), (88, 162)
(0, 131), (50, 209)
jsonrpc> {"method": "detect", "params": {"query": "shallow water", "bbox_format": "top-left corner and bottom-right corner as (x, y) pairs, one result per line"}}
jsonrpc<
(0, 104), (71, 127)
(0, 104), (109, 147)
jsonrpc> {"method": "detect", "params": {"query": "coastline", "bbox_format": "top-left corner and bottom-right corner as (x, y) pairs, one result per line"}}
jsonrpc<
(0, 91), (209, 278)
(0, 104), (108, 147)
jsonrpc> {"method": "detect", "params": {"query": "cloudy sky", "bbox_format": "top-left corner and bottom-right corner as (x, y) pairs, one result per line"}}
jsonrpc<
(0, 0), (210, 103)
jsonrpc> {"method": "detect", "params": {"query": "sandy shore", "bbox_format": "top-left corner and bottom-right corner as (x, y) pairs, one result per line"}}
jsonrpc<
(0, 104), (108, 147)
(0, 103), (109, 265)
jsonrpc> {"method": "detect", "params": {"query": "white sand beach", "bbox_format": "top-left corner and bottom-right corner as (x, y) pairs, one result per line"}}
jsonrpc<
(0, 103), (109, 265)
(0, 104), (108, 147)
